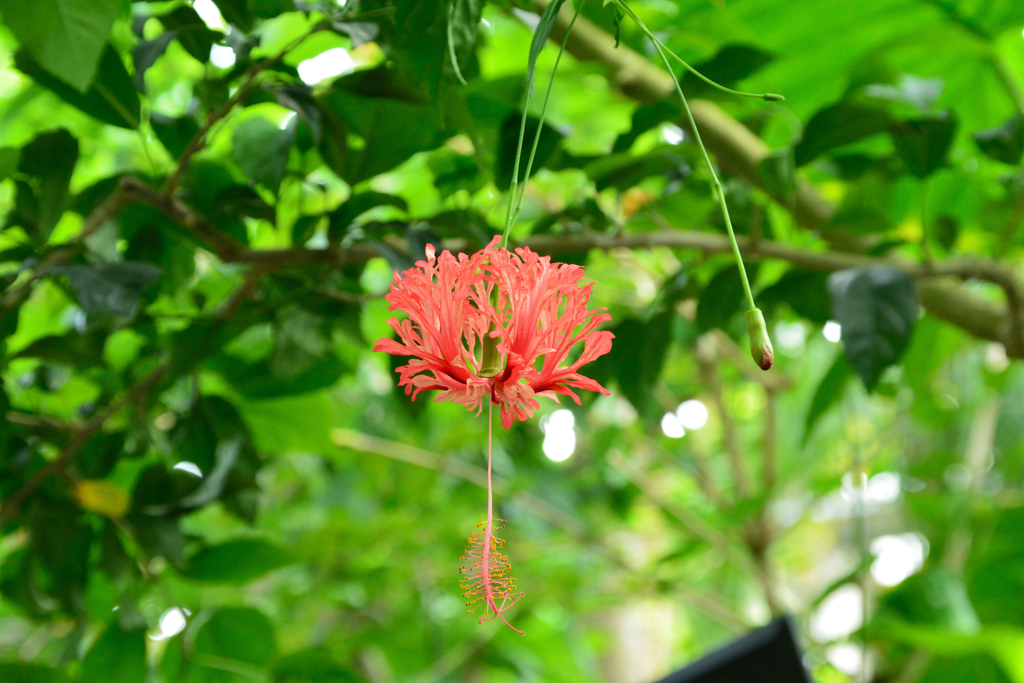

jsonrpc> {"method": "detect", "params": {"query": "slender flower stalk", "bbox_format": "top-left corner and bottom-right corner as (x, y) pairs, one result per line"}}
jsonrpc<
(460, 402), (525, 633)
(613, 0), (776, 370)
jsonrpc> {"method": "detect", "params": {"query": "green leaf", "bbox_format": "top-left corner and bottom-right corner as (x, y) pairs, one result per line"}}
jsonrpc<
(794, 102), (892, 166)
(212, 0), (253, 32)
(183, 539), (293, 583)
(15, 44), (140, 129)
(880, 568), (980, 633)
(447, 0), (485, 84)
(318, 84), (455, 184)
(80, 624), (147, 683)
(696, 265), (753, 333)
(131, 31), (177, 93)
(829, 265), (919, 390)
(584, 147), (689, 192)
(191, 608), (277, 682)
(232, 116), (296, 192)
(268, 83), (322, 143)
(682, 44), (775, 97)
(495, 114), (564, 187)
(758, 269), (832, 324)
(891, 113), (957, 178)
(159, 7), (221, 63)
(274, 648), (363, 683)
(215, 355), (345, 399)
(249, 0), (294, 19)
(804, 352), (850, 442)
(328, 191), (409, 242)
(526, 0), (566, 98)
(973, 115), (1024, 165)
(609, 311), (673, 414)
(52, 262), (163, 317)
(237, 392), (335, 455)
(612, 99), (679, 154)
(0, 663), (68, 683)
(18, 129), (79, 240)
(0, 147), (20, 182)
(151, 113), (200, 157)
(0, 0), (122, 91)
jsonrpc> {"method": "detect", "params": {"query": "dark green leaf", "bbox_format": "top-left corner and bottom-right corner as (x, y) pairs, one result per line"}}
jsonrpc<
(682, 44), (775, 97)
(804, 352), (850, 442)
(973, 114), (1024, 165)
(612, 99), (679, 153)
(329, 191), (409, 242)
(495, 114), (563, 187)
(610, 311), (673, 414)
(213, 0), (253, 32)
(829, 265), (919, 390)
(215, 355), (345, 399)
(0, 0), (122, 91)
(151, 113), (200, 157)
(267, 83), (322, 143)
(159, 7), (221, 62)
(28, 500), (92, 615)
(584, 147), (689, 192)
(80, 624), (147, 683)
(183, 538), (293, 583)
(274, 648), (363, 683)
(132, 31), (177, 93)
(318, 83), (455, 184)
(250, 0), (294, 19)
(15, 44), (140, 129)
(14, 330), (106, 369)
(526, 0), (566, 98)
(696, 265), (752, 333)
(428, 148), (483, 199)
(232, 116), (296, 192)
(0, 663), (68, 683)
(18, 129), (79, 240)
(192, 607), (277, 674)
(758, 269), (832, 324)
(879, 569), (980, 633)
(0, 147), (20, 182)
(794, 103), (892, 166)
(891, 113), (957, 178)
(447, 0), (485, 83)
(52, 262), (163, 316)
(332, 21), (379, 47)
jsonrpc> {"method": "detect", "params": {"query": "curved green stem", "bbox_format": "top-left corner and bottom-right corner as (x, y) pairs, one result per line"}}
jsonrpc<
(612, 0), (756, 312)
(502, 0), (586, 249)
(658, 42), (783, 102)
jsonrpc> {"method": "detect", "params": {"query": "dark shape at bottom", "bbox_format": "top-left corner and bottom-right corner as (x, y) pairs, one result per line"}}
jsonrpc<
(652, 617), (810, 683)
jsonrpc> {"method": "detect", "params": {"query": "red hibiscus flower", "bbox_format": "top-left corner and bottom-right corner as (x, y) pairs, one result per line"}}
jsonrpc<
(373, 236), (613, 428)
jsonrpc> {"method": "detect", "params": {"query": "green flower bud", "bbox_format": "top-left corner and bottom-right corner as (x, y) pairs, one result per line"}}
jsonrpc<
(746, 308), (774, 371)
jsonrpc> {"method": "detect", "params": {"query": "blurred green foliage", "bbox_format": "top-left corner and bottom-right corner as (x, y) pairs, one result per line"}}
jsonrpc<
(0, 0), (1022, 682)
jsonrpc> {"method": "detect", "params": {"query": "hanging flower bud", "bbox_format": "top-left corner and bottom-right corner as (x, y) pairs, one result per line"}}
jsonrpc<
(746, 308), (774, 371)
